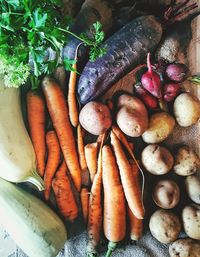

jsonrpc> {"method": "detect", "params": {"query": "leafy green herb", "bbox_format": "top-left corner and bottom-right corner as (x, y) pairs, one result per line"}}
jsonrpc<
(0, 0), (106, 89)
(188, 75), (200, 85)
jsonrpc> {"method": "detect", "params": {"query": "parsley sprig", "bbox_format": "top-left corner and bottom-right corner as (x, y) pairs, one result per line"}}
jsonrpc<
(0, 0), (106, 88)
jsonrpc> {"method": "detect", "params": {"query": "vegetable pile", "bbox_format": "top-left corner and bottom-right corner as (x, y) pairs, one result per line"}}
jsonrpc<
(0, 0), (200, 257)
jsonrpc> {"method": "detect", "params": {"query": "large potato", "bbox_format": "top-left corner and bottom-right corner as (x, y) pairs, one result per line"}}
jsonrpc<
(116, 94), (148, 137)
(185, 175), (200, 204)
(169, 238), (200, 257)
(141, 144), (174, 175)
(153, 180), (180, 209)
(182, 204), (200, 240)
(174, 146), (200, 176)
(142, 112), (175, 143)
(149, 209), (181, 244)
(174, 93), (200, 127)
(79, 101), (112, 135)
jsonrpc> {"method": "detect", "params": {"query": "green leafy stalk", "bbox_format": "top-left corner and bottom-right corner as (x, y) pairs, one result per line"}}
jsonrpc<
(188, 75), (200, 85)
(0, 0), (106, 89)
(106, 241), (118, 257)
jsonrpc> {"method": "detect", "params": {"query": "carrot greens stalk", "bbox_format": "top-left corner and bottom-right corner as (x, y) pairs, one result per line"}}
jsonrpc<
(42, 76), (82, 192)
(44, 131), (61, 200)
(27, 90), (46, 177)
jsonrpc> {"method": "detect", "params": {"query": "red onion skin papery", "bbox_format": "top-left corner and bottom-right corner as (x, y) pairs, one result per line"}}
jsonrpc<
(163, 83), (181, 102)
(135, 83), (158, 109)
(165, 63), (188, 82)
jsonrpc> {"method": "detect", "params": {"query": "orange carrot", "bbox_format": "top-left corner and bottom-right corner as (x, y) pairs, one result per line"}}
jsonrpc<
(97, 134), (104, 144)
(44, 131), (61, 200)
(87, 133), (106, 257)
(128, 206), (143, 241)
(77, 124), (89, 186)
(27, 90), (46, 177)
(52, 175), (78, 222)
(42, 76), (81, 192)
(110, 131), (145, 219)
(102, 145), (126, 257)
(56, 160), (68, 178)
(81, 187), (89, 224)
(85, 143), (98, 183)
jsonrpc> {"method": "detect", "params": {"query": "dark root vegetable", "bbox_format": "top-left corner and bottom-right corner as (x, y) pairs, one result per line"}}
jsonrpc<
(141, 53), (162, 98)
(134, 83), (158, 109)
(163, 83), (181, 102)
(165, 63), (188, 82)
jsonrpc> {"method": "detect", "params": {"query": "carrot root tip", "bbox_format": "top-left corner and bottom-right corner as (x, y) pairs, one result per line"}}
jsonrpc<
(106, 241), (118, 257)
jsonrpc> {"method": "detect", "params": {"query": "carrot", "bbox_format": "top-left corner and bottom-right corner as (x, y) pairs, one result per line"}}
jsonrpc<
(110, 131), (145, 219)
(27, 90), (46, 177)
(56, 160), (68, 178)
(87, 133), (106, 257)
(77, 124), (89, 186)
(107, 99), (114, 111)
(42, 76), (82, 192)
(96, 133), (104, 144)
(85, 143), (98, 183)
(52, 175), (78, 222)
(44, 131), (61, 200)
(102, 145), (126, 257)
(128, 206), (143, 241)
(68, 43), (83, 127)
(81, 187), (89, 224)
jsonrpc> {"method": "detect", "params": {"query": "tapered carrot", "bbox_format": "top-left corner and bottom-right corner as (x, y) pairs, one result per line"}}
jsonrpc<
(42, 76), (81, 192)
(85, 143), (98, 183)
(56, 160), (68, 178)
(128, 206), (143, 241)
(110, 131), (145, 219)
(52, 175), (78, 222)
(77, 124), (89, 186)
(27, 90), (46, 177)
(81, 187), (89, 224)
(87, 133), (106, 257)
(44, 131), (61, 200)
(102, 145), (126, 257)
(97, 134), (104, 144)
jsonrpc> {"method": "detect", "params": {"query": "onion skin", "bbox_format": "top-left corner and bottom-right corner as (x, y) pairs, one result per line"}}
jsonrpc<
(135, 84), (158, 109)
(165, 63), (188, 82)
(163, 83), (181, 102)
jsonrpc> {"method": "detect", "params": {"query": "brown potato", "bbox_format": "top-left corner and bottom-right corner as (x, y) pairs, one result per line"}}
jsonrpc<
(169, 238), (200, 257)
(79, 101), (112, 135)
(116, 94), (148, 137)
(182, 204), (200, 240)
(141, 144), (174, 175)
(174, 146), (200, 176)
(174, 93), (200, 127)
(149, 209), (181, 244)
(142, 112), (175, 143)
(185, 175), (200, 204)
(153, 180), (180, 209)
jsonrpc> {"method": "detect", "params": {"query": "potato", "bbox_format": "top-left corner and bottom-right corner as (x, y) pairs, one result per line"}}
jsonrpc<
(79, 101), (112, 135)
(182, 204), (200, 240)
(116, 94), (148, 137)
(141, 144), (174, 175)
(149, 209), (181, 244)
(169, 238), (200, 257)
(174, 146), (200, 176)
(142, 112), (175, 143)
(174, 93), (200, 127)
(153, 179), (180, 209)
(185, 175), (200, 204)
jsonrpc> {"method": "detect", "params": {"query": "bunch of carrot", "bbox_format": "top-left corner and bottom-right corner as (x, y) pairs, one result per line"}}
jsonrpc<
(26, 49), (145, 256)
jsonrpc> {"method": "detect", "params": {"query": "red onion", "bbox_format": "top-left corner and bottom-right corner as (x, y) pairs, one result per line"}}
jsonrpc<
(141, 53), (162, 98)
(135, 83), (158, 109)
(163, 83), (181, 102)
(165, 63), (188, 82)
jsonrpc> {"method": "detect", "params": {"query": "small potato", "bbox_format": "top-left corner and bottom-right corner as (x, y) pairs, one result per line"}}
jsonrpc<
(169, 238), (200, 257)
(116, 94), (148, 137)
(182, 204), (200, 240)
(141, 144), (174, 175)
(142, 112), (175, 143)
(185, 175), (200, 204)
(174, 146), (200, 176)
(149, 209), (181, 244)
(153, 180), (180, 209)
(174, 93), (200, 127)
(79, 101), (112, 135)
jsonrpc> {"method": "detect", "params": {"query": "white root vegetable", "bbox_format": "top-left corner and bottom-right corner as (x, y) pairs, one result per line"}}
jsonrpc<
(0, 80), (44, 190)
(185, 175), (200, 204)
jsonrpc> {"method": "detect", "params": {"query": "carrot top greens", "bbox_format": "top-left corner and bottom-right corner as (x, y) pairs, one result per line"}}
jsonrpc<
(0, 0), (106, 89)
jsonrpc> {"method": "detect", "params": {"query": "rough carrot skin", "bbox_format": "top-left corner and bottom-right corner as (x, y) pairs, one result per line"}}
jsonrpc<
(42, 76), (82, 192)
(44, 131), (61, 200)
(68, 62), (79, 127)
(87, 134), (106, 257)
(85, 143), (98, 183)
(128, 206), (143, 241)
(56, 160), (68, 178)
(102, 145), (126, 242)
(52, 175), (78, 222)
(110, 131), (145, 219)
(81, 187), (89, 224)
(27, 90), (46, 177)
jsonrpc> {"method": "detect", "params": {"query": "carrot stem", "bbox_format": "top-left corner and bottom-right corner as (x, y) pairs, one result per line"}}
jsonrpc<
(106, 242), (117, 257)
